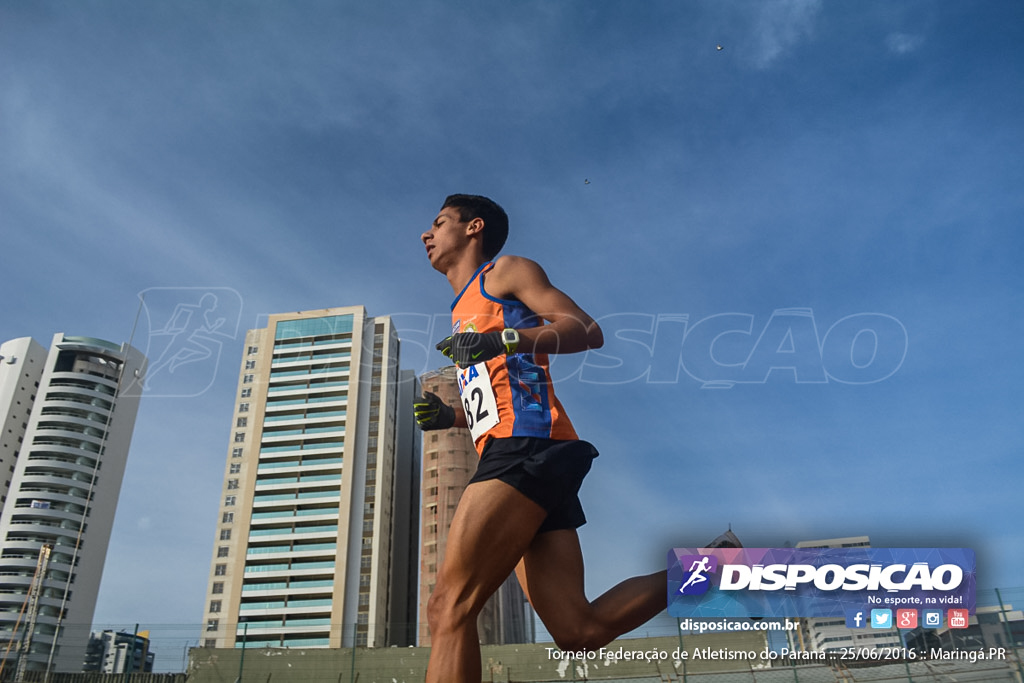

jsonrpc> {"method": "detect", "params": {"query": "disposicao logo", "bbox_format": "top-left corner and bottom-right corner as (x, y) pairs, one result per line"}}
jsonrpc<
(667, 547), (975, 619)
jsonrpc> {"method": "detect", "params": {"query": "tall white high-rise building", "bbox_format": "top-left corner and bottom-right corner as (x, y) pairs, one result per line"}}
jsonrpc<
(0, 334), (147, 673)
(0, 338), (49, 508)
(200, 307), (419, 650)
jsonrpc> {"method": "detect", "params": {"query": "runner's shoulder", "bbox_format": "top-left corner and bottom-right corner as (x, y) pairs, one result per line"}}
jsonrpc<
(488, 255), (549, 293)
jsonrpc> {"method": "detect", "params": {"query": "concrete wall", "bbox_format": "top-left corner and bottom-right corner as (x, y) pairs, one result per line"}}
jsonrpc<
(187, 632), (771, 683)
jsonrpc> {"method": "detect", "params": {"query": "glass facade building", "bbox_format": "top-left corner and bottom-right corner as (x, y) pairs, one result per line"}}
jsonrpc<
(200, 307), (418, 650)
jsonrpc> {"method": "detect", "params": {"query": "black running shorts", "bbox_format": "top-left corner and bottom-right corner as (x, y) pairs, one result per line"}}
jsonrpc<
(468, 437), (599, 533)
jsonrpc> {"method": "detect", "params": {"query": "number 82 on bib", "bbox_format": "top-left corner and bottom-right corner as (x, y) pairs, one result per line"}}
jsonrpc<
(457, 363), (500, 441)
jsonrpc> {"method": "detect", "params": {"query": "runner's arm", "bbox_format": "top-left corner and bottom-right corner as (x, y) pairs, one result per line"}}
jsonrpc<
(452, 405), (467, 428)
(486, 255), (603, 355)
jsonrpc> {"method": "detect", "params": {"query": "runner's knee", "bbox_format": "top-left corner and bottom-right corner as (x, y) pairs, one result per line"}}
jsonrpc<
(549, 621), (610, 653)
(426, 581), (479, 632)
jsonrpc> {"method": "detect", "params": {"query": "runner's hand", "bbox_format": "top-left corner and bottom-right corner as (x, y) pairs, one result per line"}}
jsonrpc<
(436, 332), (505, 368)
(413, 391), (455, 431)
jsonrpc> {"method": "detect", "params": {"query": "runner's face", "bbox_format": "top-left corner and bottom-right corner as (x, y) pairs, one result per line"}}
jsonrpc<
(422, 207), (469, 271)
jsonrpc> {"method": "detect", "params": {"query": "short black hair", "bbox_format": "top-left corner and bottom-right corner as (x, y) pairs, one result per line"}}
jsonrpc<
(441, 194), (509, 260)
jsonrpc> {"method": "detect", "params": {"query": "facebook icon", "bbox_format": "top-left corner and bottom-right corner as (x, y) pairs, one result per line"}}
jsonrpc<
(846, 609), (867, 629)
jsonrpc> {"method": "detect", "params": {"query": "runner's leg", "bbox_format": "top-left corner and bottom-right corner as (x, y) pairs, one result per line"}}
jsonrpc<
(426, 478), (549, 683)
(515, 528), (742, 649)
(515, 529), (666, 651)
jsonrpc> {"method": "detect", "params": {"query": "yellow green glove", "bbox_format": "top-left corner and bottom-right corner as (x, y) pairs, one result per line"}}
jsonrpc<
(435, 331), (505, 368)
(413, 391), (455, 431)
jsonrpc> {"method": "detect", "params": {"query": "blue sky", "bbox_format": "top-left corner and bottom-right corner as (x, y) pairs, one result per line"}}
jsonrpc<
(2, 0), (1021, 660)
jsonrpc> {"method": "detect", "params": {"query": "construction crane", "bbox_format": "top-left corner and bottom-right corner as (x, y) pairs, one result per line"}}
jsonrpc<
(15, 544), (53, 682)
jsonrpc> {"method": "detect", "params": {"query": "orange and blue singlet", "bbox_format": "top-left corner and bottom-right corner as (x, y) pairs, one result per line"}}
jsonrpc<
(451, 261), (578, 455)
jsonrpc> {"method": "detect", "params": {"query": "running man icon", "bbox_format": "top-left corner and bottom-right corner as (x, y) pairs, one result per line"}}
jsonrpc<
(678, 554), (719, 595)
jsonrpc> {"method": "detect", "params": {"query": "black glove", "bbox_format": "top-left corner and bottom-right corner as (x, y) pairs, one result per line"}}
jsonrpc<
(436, 332), (505, 368)
(413, 391), (456, 431)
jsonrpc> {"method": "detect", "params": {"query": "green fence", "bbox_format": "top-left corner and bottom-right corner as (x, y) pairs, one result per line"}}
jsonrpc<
(183, 638), (1024, 683)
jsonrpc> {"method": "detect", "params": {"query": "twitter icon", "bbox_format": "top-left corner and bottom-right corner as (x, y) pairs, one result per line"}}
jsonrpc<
(871, 609), (893, 629)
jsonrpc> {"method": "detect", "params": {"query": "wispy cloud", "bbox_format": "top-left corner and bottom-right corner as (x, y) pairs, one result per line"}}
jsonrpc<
(886, 32), (925, 55)
(750, 0), (822, 69)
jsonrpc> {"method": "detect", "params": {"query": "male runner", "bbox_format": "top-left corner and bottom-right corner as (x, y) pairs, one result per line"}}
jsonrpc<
(415, 194), (738, 683)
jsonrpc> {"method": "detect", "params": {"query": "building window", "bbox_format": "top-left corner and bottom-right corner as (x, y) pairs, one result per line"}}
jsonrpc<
(231, 448), (243, 458)
(229, 464), (241, 474)
(227, 479), (239, 490)
(234, 433), (245, 443)
(225, 495), (236, 506)
(236, 417), (247, 428)
(222, 512), (234, 524)
(215, 564), (227, 576)
(245, 360), (256, 370)
(243, 375), (254, 384)
(241, 388), (252, 398)
(220, 529), (231, 541)
(206, 620), (219, 632)
(217, 547), (229, 558)
(239, 402), (249, 412)
(248, 346), (258, 355)
(209, 601), (221, 613)
(212, 582), (224, 594)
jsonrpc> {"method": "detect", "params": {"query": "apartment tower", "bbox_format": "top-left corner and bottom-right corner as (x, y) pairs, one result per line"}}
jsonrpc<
(0, 338), (48, 507)
(0, 334), (146, 673)
(418, 366), (533, 647)
(200, 307), (418, 650)
(82, 629), (154, 673)
(794, 536), (901, 652)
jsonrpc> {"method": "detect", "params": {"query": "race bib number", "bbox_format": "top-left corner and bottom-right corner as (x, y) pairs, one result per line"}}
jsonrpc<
(457, 363), (499, 441)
